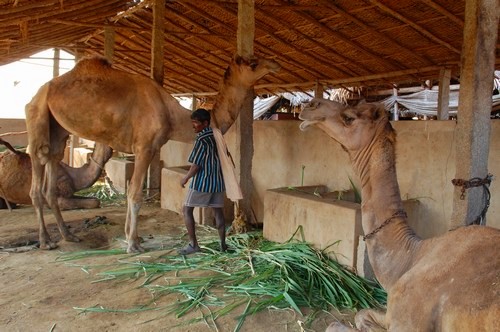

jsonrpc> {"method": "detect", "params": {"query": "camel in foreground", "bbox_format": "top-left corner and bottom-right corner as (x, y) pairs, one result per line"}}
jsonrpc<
(299, 99), (499, 331)
(0, 139), (112, 210)
(25, 55), (280, 252)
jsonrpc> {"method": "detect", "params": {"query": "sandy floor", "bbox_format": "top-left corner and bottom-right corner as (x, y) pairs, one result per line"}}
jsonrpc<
(0, 202), (355, 332)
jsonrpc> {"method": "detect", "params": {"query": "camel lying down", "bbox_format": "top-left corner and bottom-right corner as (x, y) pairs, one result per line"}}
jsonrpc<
(0, 139), (112, 210)
(299, 99), (499, 331)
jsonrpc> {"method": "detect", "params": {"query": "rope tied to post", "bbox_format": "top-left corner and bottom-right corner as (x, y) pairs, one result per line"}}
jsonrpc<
(451, 173), (493, 225)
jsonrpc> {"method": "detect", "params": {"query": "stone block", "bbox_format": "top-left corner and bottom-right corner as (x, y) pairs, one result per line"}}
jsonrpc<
(104, 158), (135, 194)
(263, 186), (363, 268)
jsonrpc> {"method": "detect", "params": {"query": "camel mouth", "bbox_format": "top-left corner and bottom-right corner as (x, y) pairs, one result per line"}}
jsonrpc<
(299, 119), (320, 130)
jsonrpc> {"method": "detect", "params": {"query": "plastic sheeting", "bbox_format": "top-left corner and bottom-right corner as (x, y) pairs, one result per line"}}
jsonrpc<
(253, 95), (280, 119)
(381, 89), (500, 117)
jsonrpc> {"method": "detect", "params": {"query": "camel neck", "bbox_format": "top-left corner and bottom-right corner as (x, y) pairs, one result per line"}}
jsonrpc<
(353, 127), (421, 290)
(211, 84), (253, 134)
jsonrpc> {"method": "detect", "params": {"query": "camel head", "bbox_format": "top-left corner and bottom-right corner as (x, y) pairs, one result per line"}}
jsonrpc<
(299, 98), (392, 152)
(223, 55), (280, 88)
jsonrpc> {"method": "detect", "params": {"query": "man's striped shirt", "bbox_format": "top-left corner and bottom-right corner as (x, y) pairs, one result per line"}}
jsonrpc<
(188, 127), (225, 192)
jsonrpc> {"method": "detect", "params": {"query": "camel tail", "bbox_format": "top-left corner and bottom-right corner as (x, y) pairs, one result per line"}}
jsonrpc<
(25, 83), (51, 165)
(0, 138), (20, 154)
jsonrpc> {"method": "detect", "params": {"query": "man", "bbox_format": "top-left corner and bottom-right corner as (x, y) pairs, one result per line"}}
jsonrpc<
(179, 108), (227, 255)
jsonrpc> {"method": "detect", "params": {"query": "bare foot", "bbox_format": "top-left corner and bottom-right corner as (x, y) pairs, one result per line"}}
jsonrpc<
(178, 244), (200, 255)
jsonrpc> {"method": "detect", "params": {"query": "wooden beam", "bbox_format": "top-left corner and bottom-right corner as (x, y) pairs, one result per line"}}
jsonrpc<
(450, 0), (498, 227)
(368, 0), (461, 54)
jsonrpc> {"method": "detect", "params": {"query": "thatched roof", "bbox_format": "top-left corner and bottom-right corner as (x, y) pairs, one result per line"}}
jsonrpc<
(1, 0), (498, 99)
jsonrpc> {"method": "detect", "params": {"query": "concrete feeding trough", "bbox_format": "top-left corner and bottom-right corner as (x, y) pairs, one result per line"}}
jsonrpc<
(263, 185), (419, 272)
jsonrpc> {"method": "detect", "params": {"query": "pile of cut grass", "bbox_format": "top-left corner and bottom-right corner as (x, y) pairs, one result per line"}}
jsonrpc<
(59, 229), (386, 330)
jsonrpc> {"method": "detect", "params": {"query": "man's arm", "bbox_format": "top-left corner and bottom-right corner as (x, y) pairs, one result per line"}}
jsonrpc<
(180, 164), (201, 188)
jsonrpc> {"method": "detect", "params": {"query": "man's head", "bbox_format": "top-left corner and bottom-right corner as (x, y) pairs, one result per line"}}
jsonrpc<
(191, 108), (211, 133)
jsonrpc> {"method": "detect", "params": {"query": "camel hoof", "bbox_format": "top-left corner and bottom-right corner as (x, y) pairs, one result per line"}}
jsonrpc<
(127, 241), (145, 254)
(326, 321), (351, 332)
(63, 234), (81, 243)
(39, 241), (58, 250)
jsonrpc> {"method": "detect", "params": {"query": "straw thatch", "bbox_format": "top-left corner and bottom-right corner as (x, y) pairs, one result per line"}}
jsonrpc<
(0, 0), (498, 99)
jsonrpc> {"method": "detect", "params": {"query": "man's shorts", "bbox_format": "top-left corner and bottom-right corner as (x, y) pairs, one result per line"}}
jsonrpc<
(184, 189), (225, 208)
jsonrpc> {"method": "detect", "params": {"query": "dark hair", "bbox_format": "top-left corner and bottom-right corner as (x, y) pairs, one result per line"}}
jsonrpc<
(191, 108), (211, 124)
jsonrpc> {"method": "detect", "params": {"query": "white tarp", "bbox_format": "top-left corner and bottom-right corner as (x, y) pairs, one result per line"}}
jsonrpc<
(381, 89), (500, 117)
(253, 95), (280, 119)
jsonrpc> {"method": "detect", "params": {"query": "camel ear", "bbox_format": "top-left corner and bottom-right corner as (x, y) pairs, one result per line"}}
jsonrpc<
(356, 103), (386, 121)
(234, 55), (245, 65)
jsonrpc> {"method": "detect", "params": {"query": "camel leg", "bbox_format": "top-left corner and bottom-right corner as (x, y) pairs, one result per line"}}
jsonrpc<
(326, 309), (387, 332)
(30, 158), (56, 249)
(124, 150), (153, 253)
(354, 309), (387, 331)
(45, 160), (80, 243)
(325, 321), (358, 332)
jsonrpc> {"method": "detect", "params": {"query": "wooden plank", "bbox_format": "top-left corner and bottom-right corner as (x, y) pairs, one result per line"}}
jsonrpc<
(437, 68), (451, 120)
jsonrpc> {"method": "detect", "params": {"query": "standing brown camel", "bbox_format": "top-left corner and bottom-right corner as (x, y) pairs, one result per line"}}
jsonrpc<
(25, 55), (280, 253)
(0, 139), (112, 210)
(299, 99), (499, 331)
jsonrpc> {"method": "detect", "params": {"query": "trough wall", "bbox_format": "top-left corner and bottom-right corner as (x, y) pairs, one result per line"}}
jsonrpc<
(161, 120), (500, 239)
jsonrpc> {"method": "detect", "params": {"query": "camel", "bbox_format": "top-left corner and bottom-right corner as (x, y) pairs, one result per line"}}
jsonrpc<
(25, 55), (280, 252)
(299, 99), (499, 331)
(0, 139), (113, 210)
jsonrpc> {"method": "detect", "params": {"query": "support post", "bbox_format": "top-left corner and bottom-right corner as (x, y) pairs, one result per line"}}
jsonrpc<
(147, 0), (165, 198)
(450, 0), (498, 227)
(236, 0), (255, 224)
(314, 80), (323, 98)
(437, 68), (451, 120)
(392, 87), (399, 121)
(104, 26), (115, 62)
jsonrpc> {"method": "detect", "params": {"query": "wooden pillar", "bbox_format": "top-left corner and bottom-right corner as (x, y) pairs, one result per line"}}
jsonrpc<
(437, 68), (451, 120)
(147, 0), (165, 197)
(52, 48), (60, 78)
(392, 87), (399, 121)
(191, 94), (197, 111)
(236, 0), (255, 223)
(314, 80), (323, 98)
(104, 26), (115, 62)
(450, 0), (498, 227)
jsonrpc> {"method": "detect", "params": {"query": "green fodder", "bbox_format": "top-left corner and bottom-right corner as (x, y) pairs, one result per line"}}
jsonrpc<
(60, 229), (386, 330)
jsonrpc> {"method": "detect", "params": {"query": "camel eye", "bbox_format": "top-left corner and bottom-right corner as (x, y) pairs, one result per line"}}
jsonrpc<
(342, 114), (354, 126)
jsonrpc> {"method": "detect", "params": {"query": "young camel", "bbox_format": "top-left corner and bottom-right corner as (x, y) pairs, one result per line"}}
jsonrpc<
(25, 55), (280, 253)
(299, 99), (499, 331)
(0, 139), (112, 210)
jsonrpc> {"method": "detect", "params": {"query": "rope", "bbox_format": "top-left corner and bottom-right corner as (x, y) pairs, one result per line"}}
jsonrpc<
(89, 156), (104, 170)
(451, 174), (493, 226)
(363, 210), (408, 241)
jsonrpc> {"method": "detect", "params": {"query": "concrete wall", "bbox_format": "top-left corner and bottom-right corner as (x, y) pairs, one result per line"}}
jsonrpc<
(0, 119), (27, 147)
(161, 119), (500, 238)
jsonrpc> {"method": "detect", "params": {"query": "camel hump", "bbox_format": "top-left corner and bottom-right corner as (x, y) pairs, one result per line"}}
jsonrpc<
(72, 56), (113, 75)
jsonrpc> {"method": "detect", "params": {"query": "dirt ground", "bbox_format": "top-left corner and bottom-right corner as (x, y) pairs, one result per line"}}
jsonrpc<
(0, 202), (355, 332)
